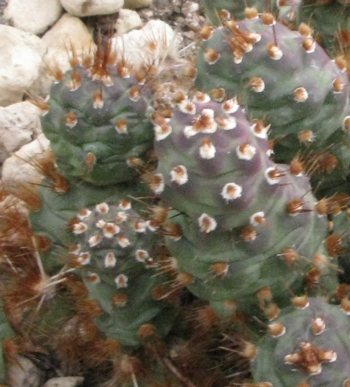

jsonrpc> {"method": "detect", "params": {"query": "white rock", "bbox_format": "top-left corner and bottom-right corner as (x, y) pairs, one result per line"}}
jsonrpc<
(42, 13), (96, 77)
(182, 1), (199, 14)
(124, 0), (152, 9)
(4, 0), (63, 35)
(60, 0), (124, 16)
(42, 377), (84, 387)
(0, 26), (46, 107)
(6, 356), (45, 387)
(112, 20), (181, 70)
(38, 13), (96, 98)
(0, 102), (42, 163)
(2, 134), (51, 185)
(115, 9), (143, 35)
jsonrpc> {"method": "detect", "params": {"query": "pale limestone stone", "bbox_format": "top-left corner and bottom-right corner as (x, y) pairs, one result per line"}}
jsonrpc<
(6, 356), (45, 387)
(2, 134), (51, 185)
(60, 0), (124, 16)
(112, 19), (181, 70)
(4, 0), (63, 35)
(182, 1), (199, 14)
(0, 102), (42, 163)
(40, 13), (95, 95)
(124, 0), (152, 9)
(0, 26), (46, 107)
(42, 13), (95, 73)
(42, 377), (84, 387)
(115, 8), (143, 35)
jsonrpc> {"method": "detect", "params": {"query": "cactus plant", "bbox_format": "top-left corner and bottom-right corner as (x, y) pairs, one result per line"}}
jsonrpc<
(201, 0), (300, 25)
(200, 0), (267, 25)
(297, 0), (350, 55)
(195, 14), (350, 168)
(68, 200), (178, 347)
(41, 44), (155, 186)
(252, 297), (350, 387)
(29, 174), (151, 273)
(5, 3), (350, 386)
(151, 93), (337, 316)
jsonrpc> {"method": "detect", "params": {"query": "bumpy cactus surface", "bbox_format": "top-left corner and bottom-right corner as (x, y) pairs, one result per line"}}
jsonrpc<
(29, 174), (151, 273)
(152, 94), (337, 315)
(69, 201), (178, 346)
(252, 297), (350, 387)
(201, 0), (300, 25)
(297, 0), (350, 55)
(195, 15), (350, 165)
(41, 48), (155, 186)
(5, 3), (350, 386)
(201, 0), (267, 25)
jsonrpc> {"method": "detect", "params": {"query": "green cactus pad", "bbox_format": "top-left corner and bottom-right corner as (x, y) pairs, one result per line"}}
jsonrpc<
(153, 94), (273, 231)
(29, 176), (151, 273)
(41, 62), (154, 186)
(70, 201), (177, 346)
(153, 95), (337, 313)
(201, 0), (300, 25)
(297, 1), (350, 55)
(195, 15), (350, 164)
(252, 297), (350, 387)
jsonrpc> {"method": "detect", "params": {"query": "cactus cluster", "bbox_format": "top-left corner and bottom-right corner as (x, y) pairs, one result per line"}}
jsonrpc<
(3, 2), (350, 387)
